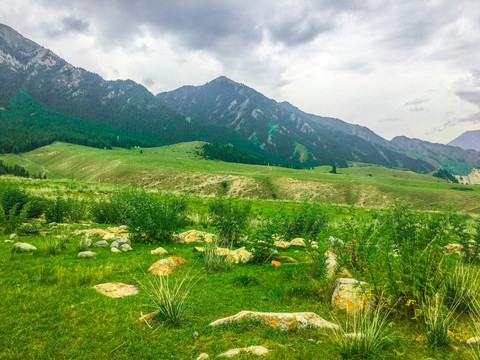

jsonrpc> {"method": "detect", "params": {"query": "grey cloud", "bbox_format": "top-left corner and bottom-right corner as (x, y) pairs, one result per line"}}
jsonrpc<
(409, 107), (425, 112)
(455, 70), (480, 122)
(459, 112), (480, 124)
(404, 98), (428, 107)
(42, 16), (89, 38)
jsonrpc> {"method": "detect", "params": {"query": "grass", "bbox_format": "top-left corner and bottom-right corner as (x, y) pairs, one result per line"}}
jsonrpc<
(2, 141), (480, 212)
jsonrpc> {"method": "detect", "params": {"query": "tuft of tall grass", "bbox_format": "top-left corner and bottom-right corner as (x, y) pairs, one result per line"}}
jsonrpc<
(334, 300), (391, 359)
(422, 293), (458, 348)
(444, 261), (480, 313)
(138, 271), (200, 327)
(203, 238), (232, 272)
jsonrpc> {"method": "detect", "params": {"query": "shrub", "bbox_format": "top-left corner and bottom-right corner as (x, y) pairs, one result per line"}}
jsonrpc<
(334, 300), (391, 359)
(139, 272), (198, 327)
(0, 187), (29, 216)
(45, 196), (68, 223)
(0, 202), (30, 234)
(248, 219), (276, 263)
(26, 197), (48, 218)
(64, 197), (90, 223)
(90, 194), (127, 224)
(18, 222), (41, 236)
(122, 190), (187, 243)
(209, 197), (251, 247)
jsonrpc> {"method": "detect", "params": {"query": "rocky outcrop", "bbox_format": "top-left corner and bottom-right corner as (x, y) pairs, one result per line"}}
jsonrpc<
(332, 278), (371, 312)
(210, 311), (339, 331)
(455, 168), (480, 185)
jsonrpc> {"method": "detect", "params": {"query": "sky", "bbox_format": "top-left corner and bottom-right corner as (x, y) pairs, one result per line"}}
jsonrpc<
(2, 0), (480, 144)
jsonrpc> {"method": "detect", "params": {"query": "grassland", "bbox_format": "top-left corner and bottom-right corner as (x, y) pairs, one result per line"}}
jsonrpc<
(1, 141), (479, 213)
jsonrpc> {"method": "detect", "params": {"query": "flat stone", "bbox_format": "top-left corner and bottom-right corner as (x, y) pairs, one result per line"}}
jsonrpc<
(120, 243), (133, 252)
(78, 251), (96, 258)
(4, 240), (14, 243)
(197, 353), (210, 359)
(271, 261), (281, 267)
(93, 282), (139, 298)
(210, 311), (339, 331)
(219, 346), (269, 357)
(148, 257), (187, 275)
(74, 228), (111, 238)
(111, 247), (121, 253)
(290, 238), (307, 247)
(151, 247), (168, 256)
(332, 278), (371, 312)
(274, 240), (291, 249)
(92, 240), (109, 248)
(107, 225), (128, 233)
(12, 242), (37, 252)
(177, 230), (216, 243)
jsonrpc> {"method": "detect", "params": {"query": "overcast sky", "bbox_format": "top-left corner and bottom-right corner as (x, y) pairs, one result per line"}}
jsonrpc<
(2, 0), (480, 144)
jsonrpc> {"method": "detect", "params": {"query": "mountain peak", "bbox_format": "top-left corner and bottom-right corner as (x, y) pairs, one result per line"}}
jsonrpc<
(209, 75), (241, 86)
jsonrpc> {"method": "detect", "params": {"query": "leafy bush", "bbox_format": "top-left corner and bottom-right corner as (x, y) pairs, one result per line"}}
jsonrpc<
(90, 195), (127, 224)
(122, 190), (187, 243)
(209, 197), (251, 247)
(45, 196), (68, 223)
(64, 197), (90, 223)
(0, 202), (30, 234)
(248, 219), (276, 263)
(26, 197), (48, 219)
(0, 187), (29, 216)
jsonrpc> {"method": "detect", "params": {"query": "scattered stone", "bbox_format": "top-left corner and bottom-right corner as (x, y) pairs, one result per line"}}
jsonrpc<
(111, 247), (121, 253)
(444, 243), (464, 255)
(193, 331), (199, 338)
(275, 256), (296, 263)
(103, 233), (117, 240)
(74, 228), (111, 238)
(120, 243), (133, 252)
(176, 230), (216, 243)
(311, 241), (319, 249)
(92, 240), (109, 248)
(290, 238), (307, 247)
(271, 261), (281, 267)
(110, 238), (131, 248)
(4, 240), (13, 243)
(329, 236), (344, 245)
(216, 247), (231, 256)
(210, 311), (339, 331)
(151, 247), (168, 256)
(48, 222), (58, 227)
(332, 278), (371, 312)
(93, 282), (139, 298)
(467, 336), (480, 346)
(12, 242), (37, 252)
(9, 233), (19, 240)
(148, 257), (187, 275)
(227, 247), (253, 264)
(219, 346), (269, 357)
(274, 240), (291, 249)
(325, 251), (338, 279)
(78, 251), (96, 258)
(193, 247), (205, 253)
(107, 225), (128, 233)
(197, 353), (210, 360)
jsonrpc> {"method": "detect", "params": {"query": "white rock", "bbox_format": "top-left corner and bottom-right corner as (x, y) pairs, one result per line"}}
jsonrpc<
(92, 240), (109, 248)
(12, 242), (37, 252)
(78, 251), (96, 258)
(111, 238), (131, 248)
(290, 238), (306, 247)
(10, 233), (19, 240)
(111, 247), (121, 253)
(197, 353), (209, 360)
(219, 346), (269, 357)
(120, 243), (133, 252)
(151, 247), (168, 256)
(467, 336), (480, 346)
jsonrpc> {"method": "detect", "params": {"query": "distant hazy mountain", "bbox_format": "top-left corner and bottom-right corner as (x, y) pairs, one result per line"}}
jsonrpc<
(448, 130), (480, 152)
(157, 76), (433, 171)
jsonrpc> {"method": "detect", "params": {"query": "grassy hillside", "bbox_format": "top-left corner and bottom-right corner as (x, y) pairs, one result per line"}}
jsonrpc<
(1, 141), (480, 213)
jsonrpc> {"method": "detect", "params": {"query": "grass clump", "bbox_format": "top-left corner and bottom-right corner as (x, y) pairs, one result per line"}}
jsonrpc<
(203, 238), (232, 272)
(422, 293), (458, 348)
(139, 272), (199, 327)
(443, 261), (480, 313)
(334, 301), (391, 359)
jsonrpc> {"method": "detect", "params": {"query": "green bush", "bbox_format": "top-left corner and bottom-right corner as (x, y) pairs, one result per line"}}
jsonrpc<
(90, 195), (127, 224)
(45, 196), (68, 223)
(209, 197), (251, 247)
(0, 202), (30, 234)
(0, 187), (29, 216)
(248, 219), (276, 263)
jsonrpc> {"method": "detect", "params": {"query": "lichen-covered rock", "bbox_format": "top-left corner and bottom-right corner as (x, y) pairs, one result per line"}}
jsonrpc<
(227, 247), (253, 264)
(120, 243), (133, 252)
(193, 247), (205, 252)
(444, 243), (464, 255)
(111, 247), (121, 253)
(332, 278), (371, 312)
(92, 240), (109, 248)
(10, 233), (19, 240)
(290, 238), (306, 247)
(107, 225), (128, 233)
(111, 238), (131, 248)
(74, 228), (110, 238)
(210, 311), (339, 331)
(177, 230), (216, 243)
(78, 251), (96, 258)
(274, 240), (291, 249)
(151, 247), (168, 256)
(219, 346), (269, 357)
(12, 242), (37, 252)
(216, 247), (231, 256)
(148, 257), (187, 275)
(93, 282), (139, 298)
(271, 261), (281, 267)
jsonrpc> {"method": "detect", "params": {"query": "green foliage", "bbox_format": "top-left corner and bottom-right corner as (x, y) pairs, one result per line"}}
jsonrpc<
(422, 294), (457, 348)
(121, 190), (187, 243)
(443, 261), (480, 313)
(0, 202), (30, 234)
(199, 142), (269, 166)
(433, 169), (459, 183)
(0, 187), (29, 216)
(209, 197), (251, 247)
(45, 196), (68, 223)
(247, 219), (276, 263)
(90, 196), (127, 224)
(18, 222), (41, 236)
(203, 238), (232, 272)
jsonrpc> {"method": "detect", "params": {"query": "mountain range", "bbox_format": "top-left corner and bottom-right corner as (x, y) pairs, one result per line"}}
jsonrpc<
(1, 23), (479, 175)
(448, 130), (480, 152)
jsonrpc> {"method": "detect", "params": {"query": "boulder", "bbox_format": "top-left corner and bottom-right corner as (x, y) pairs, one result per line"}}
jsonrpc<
(151, 247), (168, 256)
(120, 243), (133, 252)
(111, 247), (121, 253)
(92, 240), (109, 248)
(290, 238), (307, 247)
(219, 346), (269, 357)
(177, 230), (216, 243)
(9, 233), (19, 240)
(466, 336), (480, 346)
(274, 240), (291, 249)
(332, 278), (371, 312)
(148, 257), (187, 275)
(93, 282), (139, 298)
(12, 242), (37, 252)
(444, 243), (464, 255)
(110, 238), (131, 248)
(227, 247), (253, 264)
(210, 311), (339, 331)
(78, 251), (96, 258)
